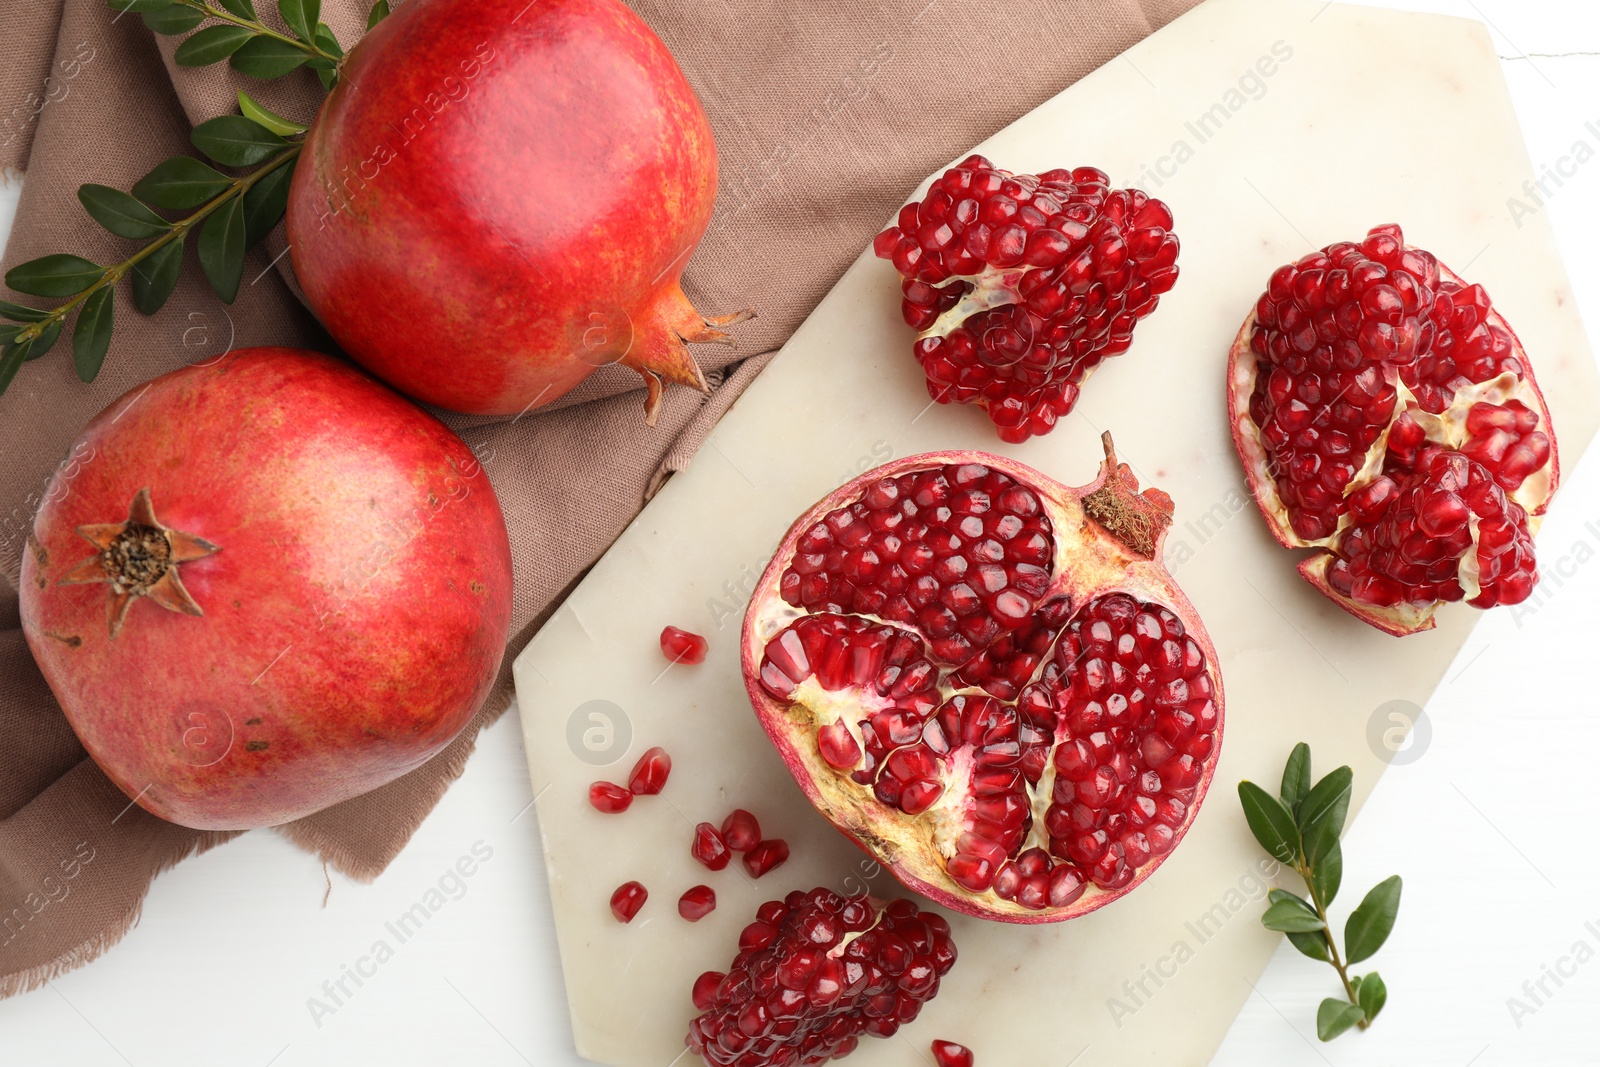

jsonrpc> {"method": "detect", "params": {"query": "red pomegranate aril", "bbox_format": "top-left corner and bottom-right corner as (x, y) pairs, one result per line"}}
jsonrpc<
(588, 782), (633, 814)
(1229, 224), (1557, 636)
(743, 438), (1224, 923)
(743, 840), (791, 879)
(610, 881), (648, 924)
(662, 625), (710, 665)
(628, 746), (673, 795)
(692, 823), (733, 871)
(693, 971), (726, 1011)
(687, 889), (957, 1066)
(932, 1040), (975, 1067)
(721, 809), (762, 852)
(680, 885), (718, 922)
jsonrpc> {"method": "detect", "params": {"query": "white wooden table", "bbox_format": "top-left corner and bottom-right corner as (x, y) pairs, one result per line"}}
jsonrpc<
(1, 1), (1596, 1063)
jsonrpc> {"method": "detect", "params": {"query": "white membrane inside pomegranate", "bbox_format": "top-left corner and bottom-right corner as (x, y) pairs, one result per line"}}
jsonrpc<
(742, 438), (1224, 923)
(1228, 224), (1558, 636)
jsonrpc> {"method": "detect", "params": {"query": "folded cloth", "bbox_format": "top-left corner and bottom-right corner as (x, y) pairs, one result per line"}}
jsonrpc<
(0, 0), (1199, 996)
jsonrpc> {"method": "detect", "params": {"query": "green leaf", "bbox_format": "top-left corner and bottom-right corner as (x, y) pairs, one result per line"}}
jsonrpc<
(0, 340), (31, 394)
(1280, 742), (1311, 813)
(174, 23), (254, 66)
(132, 156), (231, 210)
(1310, 838), (1343, 907)
(24, 318), (63, 360)
(229, 36), (309, 79)
(1316, 998), (1365, 1041)
(198, 197), (246, 303)
(142, 4), (206, 33)
(237, 89), (308, 135)
(1286, 930), (1332, 962)
(1297, 765), (1353, 865)
(0, 299), (50, 323)
(192, 114), (288, 167)
(1345, 875), (1402, 964)
(72, 287), (114, 382)
(0, 324), (22, 345)
(1238, 781), (1299, 863)
(1261, 895), (1324, 934)
(314, 65), (337, 90)
(277, 0), (319, 42)
(78, 184), (172, 240)
(312, 21), (342, 57)
(131, 238), (184, 315)
(1355, 972), (1387, 1023)
(241, 157), (295, 246)
(217, 0), (255, 18)
(365, 0), (389, 30)
(6, 255), (103, 297)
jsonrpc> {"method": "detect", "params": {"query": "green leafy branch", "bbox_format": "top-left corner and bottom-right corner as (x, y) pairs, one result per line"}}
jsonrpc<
(1239, 743), (1403, 1041)
(0, 93), (307, 393)
(0, 0), (394, 397)
(106, 0), (368, 91)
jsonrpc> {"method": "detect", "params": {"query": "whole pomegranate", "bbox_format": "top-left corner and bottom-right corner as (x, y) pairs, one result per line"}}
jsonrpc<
(875, 155), (1179, 442)
(742, 436), (1224, 923)
(19, 348), (513, 830)
(687, 888), (957, 1066)
(286, 0), (749, 421)
(1228, 224), (1558, 635)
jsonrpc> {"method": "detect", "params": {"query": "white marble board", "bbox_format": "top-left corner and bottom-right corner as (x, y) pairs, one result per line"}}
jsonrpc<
(513, 0), (1600, 1063)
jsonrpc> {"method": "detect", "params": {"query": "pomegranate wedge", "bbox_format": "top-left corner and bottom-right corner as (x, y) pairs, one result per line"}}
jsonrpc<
(1228, 224), (1558, 635)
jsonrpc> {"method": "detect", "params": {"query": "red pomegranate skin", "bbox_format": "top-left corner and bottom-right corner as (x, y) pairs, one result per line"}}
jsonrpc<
(19, 348), (513, 830)
(287, 0), (723, 417)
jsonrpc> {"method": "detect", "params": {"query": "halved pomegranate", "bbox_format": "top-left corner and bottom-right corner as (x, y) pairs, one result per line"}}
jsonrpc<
(1228, 224), (1558, 635)
(741, 436), (1224, 922)
(874, 155), (1179, 442)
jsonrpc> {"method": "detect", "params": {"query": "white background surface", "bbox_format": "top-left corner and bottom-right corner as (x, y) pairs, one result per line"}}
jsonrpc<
(1, 1), (1597, 1064)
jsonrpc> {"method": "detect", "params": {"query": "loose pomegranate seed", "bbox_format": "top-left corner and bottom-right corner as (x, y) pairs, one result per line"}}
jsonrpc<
(721, 808), (761, 852)
(627, 746), (671, 795)
(610, 881), (648, 923)
(692, 970), (726, 1011)
(660, 624), (708, 665)
(742, 839), (790, 879)
(687, 889), (958, 1066)
(679, 885), (717, 921)
(875, 155), (1179, 443)
(691, 822), (732, 871)
(932, 1040), (975, 1067)
(588, 782), (632, 814)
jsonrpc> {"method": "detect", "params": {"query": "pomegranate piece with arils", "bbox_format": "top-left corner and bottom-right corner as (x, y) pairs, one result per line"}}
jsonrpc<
(932, 1040), (975, 1067)
(610, 881), (648, 924)
(588, 782), (633, 814)
(692, 823), (733, 871)
(628, 746), (672, 795)
(662, 625), (710, 664)
(686, 889), (957, 1067)
(721, 809), (762, 852)
(1228, 224), (1559, 635)
(874, 155), (1180, 443)
(742, 436), (1224, 923)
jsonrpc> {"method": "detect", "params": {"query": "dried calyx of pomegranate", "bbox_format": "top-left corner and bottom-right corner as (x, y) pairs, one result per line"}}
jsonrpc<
(742, 436), (1224, 923)
(874, 155), (1180, 443)
(687, 888), (956, 1066)
(1228, 224), (1558, 635)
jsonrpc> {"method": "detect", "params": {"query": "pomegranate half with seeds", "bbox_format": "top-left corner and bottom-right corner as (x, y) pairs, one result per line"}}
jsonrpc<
(874, 155), (1179, 443)
(1228, 224), (1558, 635)
(742, 436), (1224, 922)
